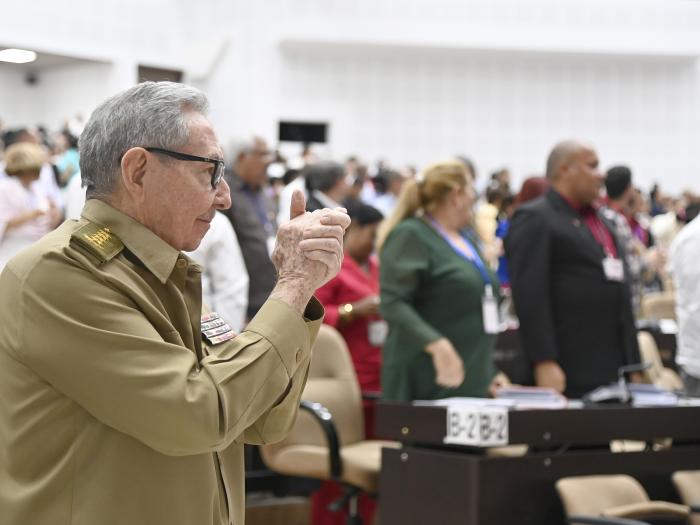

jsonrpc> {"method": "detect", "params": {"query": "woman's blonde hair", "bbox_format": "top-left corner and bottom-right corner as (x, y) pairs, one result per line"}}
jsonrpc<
(4, 142), (46, 176)
(376, 159), (470, 252)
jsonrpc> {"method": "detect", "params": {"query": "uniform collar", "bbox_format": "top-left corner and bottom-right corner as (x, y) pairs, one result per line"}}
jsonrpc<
(81, 199), (181, 284)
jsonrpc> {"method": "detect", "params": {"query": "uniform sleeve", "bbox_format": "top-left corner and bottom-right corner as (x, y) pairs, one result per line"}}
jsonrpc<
(9, 255), (322, 457)
(212, 298), (322, 446)
(379, 224), (443, 351)
(504, 207), (558, 364)
(241, 353), (311, 445)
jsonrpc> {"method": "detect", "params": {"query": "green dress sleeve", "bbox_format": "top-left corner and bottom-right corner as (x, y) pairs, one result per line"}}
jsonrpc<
(379, 222), (443, 353)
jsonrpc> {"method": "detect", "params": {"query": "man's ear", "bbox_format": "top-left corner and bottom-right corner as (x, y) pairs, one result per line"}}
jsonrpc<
(120, 147), (150, 200)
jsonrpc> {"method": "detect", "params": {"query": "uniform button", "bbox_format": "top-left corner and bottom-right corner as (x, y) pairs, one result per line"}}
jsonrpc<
(296, 350), (303, 363)
(177, 258), (187, 268)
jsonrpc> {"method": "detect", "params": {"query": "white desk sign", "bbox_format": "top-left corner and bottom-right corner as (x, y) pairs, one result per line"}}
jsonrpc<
(444, 405), (509, 447)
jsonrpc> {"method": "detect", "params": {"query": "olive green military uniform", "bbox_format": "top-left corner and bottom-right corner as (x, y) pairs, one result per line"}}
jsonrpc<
(0, 199), (322, 525)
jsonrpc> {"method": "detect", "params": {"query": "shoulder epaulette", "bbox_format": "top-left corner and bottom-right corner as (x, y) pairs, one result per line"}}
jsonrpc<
(70, 222), (124, 263)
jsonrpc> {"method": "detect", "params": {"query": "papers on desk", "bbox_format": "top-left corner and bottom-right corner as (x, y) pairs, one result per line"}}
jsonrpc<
(629, 384), (678, 407)
(678, 397), (700, 407)
(658, 318), (679, 335)
(495, 386), (569, 410)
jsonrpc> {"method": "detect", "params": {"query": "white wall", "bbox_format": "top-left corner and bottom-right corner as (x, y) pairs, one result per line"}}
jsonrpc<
(0, 0), (210, 129)
(0, 69), (33, 127)
(203, 0), (700, 193)
(1, 0), (700, 192)
(1, 61), (132, 129)
(273, 48), (699, 192)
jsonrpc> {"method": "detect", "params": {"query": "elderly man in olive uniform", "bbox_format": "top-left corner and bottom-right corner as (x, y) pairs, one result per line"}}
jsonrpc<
(0, 82), (350, 525)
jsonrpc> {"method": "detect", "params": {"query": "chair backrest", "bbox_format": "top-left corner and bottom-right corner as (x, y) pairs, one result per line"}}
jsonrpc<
(556, 475), (649, 517)
(637, 331), (683, 390)
(640, 291), (677, 321)
(637, 331), (665, 384)
(262, 324), (365, 455)
(673, 471), (700, 525)
(673, 470), (700, 507)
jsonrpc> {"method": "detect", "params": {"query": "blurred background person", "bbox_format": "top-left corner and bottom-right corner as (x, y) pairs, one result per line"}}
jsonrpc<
(342, 160), (369, 209)
(53, 129), (80, 187)
(312, 203), (384, 525)
(602, 165), (664, 316)
(369, 168), (406, 218)
(377, 159), (502, 402)
(315, 203), (385, 436)
(495, 176), (550, 288)
(506, 141), (640, 397)
(670, 212), (700, 396)
(474, 181), (507, 266)
(222, 135), (277, 320)
(186, 211), (249, 333)
(304, 160), (348, 212)
(1, 128), (63, 212)
(0, 142), (62, 269)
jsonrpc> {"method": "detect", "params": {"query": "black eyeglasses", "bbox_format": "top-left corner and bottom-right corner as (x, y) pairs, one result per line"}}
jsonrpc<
(145, 147), (225, 189)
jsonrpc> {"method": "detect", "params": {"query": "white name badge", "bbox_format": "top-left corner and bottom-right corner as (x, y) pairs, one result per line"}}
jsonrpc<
(482, 286), (500, 334)
(444, 405), (509, 447)
(368, 320), (388, 347)
(603, 257), (624, 282)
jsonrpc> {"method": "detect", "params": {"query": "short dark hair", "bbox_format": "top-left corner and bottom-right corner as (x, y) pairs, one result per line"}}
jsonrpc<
(605, 165), (632, 200)
(686, 202), (700, 223)
(2, 128), (30, 148)
(347, 203), (384, 226)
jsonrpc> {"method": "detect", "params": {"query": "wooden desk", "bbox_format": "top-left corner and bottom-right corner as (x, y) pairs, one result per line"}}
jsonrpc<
(376, 402), (700, 525)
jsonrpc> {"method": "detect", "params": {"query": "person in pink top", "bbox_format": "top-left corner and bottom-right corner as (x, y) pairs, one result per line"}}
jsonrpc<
(312, 202), (385, 525)
(0, 143), (62, 270)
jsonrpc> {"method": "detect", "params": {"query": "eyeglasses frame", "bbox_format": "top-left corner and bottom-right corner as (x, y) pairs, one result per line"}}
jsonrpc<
(144, 146), (225, 189)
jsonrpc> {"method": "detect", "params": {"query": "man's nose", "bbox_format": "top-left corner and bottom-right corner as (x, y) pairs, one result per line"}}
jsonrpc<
(215, 179), (232, 210)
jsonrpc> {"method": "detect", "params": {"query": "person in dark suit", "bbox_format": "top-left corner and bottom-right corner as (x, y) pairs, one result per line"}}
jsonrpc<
(303, 161), (348, 212)
(505, 140), (640, 398)
(222, 136), (277, 319)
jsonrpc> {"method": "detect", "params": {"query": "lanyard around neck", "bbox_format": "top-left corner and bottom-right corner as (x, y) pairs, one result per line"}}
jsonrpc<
(427, 216), (493, 286)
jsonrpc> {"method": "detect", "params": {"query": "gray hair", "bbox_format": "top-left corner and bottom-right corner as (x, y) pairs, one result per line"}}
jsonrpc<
(303, 161), (345, 193)
(79, 81), (209, 199)
(227, 135), (263, 166)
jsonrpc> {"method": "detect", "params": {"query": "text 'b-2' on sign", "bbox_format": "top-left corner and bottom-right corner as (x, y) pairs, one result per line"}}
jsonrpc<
(444, 406), (509, 447)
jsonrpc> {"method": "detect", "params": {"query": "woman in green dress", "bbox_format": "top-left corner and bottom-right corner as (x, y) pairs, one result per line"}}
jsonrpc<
(377, 160), (502, 401)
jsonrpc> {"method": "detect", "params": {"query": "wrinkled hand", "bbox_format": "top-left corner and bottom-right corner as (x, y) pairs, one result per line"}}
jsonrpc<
(534, 360), (566, 393)
(425, 338), (465, 389)
(270, 190), (351, 313)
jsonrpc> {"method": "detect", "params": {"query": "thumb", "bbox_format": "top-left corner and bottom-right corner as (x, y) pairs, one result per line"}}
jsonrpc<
(289, 189), (306, 220)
